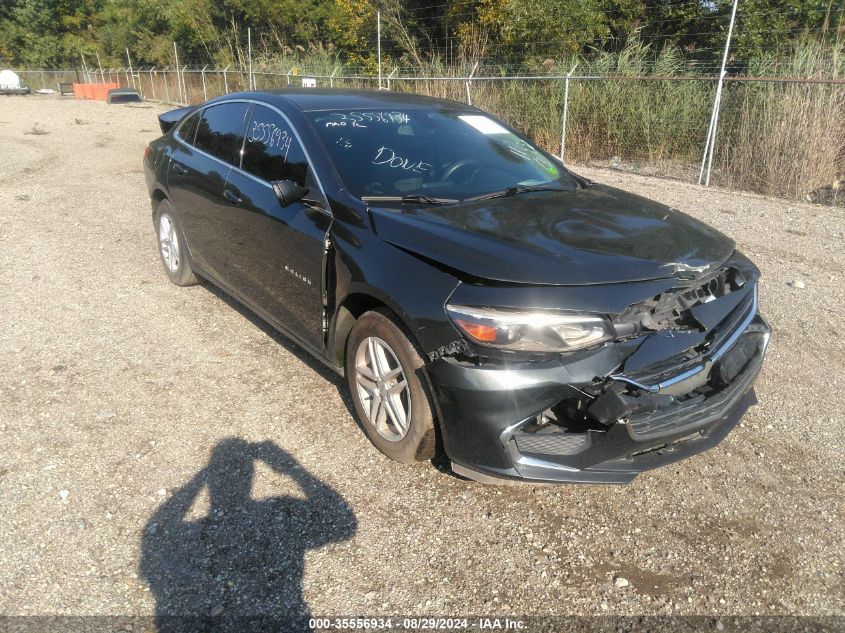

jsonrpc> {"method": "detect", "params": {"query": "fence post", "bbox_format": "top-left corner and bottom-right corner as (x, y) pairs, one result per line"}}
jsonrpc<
(172, 42), (182, 103)
(223, 65), (230, 94)
(377, 11), (382, 90)
(560, 62), (578, 161)
(286, 67), (292, 86)
(386, 67), (398, 91)
(248, 27), (253, 90)
(465, 61), (479, 105)
(330, 66), (337, 88)
(201, 65), (208, 101)
(181, 65), (188, 103)
(150, 67), (156, 101)
(699, 0), (739, 186)
(126, 47), (135, 90)
(96, 52), (104, 83)
(163, 68), (170, 104)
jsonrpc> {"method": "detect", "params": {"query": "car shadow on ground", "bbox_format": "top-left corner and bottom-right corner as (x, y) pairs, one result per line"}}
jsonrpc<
(139, 438), (357, 632)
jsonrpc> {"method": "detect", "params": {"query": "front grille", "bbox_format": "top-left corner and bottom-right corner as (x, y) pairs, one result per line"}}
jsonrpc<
(623, 283), (756, 387)
(709, 288), (756, 359)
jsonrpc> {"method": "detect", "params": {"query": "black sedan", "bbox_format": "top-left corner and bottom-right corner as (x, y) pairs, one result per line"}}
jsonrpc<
(143, 89), (770, 484)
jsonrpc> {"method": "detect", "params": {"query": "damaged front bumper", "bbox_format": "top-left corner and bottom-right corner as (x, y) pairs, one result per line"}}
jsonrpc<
(428, 280), (771, 485)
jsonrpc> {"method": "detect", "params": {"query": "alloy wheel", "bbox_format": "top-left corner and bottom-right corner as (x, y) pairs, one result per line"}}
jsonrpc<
(354, 336), (412, 442)
(158, 213), (180, 272)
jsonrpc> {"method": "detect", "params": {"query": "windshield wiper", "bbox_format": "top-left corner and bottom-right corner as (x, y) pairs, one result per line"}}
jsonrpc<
(467, 186), (567, 202)
(361, 194), (459, 205)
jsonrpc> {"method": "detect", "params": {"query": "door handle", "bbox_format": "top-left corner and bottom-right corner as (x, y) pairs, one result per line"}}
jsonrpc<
(223, 189), (242, 205)
(171, 163), (187, 176)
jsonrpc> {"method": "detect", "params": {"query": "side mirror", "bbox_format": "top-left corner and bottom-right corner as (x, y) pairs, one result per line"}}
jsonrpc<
(272, 179), (309, 207)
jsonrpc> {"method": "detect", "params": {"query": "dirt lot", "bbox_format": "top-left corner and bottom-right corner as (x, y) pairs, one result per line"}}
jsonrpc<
(0, 96), (843, 626)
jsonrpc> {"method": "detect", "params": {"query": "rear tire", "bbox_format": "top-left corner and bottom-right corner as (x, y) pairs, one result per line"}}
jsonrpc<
(346, 310), (437, 464)
(154, 199), (198, 287)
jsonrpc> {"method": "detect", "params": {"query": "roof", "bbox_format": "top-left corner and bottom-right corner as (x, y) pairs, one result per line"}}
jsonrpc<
(241, 88), (472, 112)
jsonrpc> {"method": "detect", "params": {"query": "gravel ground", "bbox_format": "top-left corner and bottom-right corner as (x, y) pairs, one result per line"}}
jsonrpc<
(0, 96), (843, 626)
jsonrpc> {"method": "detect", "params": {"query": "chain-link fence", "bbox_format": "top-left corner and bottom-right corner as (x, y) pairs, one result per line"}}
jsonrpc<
(10, 63), (844, 204)
(15, 69), (80, 90)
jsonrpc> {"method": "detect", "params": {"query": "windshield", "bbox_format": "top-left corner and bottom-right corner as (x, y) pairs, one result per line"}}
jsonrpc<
(308, 108), (577, 201)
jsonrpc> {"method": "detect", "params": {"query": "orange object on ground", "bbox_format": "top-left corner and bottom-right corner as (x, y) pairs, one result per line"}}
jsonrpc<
(71, 82), (122, 100)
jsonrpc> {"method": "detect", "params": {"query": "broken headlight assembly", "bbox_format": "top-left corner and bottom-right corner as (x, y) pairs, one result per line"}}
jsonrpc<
(446, 304), (613, 352)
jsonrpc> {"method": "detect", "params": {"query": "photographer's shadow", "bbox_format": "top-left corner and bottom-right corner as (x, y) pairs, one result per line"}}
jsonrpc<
(140, 439), (357, 631)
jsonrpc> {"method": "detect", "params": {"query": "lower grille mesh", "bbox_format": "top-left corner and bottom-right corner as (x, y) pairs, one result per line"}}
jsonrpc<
(514, 432), (590, 456)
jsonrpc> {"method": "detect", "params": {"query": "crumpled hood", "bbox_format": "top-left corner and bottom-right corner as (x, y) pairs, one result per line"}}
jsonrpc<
(369, 184), (735, 285)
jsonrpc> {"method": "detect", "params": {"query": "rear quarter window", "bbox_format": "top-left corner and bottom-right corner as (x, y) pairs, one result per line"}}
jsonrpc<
(177, 111), (200, 145)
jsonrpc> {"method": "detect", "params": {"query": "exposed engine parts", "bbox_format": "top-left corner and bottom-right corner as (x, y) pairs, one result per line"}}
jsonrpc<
(612, 266), (746, 338)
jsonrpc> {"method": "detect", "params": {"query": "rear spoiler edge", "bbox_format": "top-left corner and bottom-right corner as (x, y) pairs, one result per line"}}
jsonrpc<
(158, 106), (196, 134)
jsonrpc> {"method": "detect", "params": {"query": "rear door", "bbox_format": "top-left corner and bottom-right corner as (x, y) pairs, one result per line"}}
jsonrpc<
(220, 103), (331, 349)
(167, 101), (250, 282)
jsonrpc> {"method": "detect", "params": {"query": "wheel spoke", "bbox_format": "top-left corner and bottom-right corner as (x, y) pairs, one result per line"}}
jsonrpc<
(385, 396), (406, 433)
(369, 392), (382, 423)
(355, 373), (377, 393)
(383, 396), (400, 428)
(383, 365), (403, 381)
(367, 338), (380, 379)
(375, 342), (394, 379)
(374, 398), (388, 435)
(388, 379), (407, 395)
(357, 362), (378, 382)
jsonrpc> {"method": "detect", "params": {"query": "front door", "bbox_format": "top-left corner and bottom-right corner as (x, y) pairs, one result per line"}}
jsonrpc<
(221, 104), (331, 350)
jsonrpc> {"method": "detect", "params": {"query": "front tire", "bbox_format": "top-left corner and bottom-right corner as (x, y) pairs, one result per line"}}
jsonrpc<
(154, 199), (198, 287)
(346, 310), (437, 464)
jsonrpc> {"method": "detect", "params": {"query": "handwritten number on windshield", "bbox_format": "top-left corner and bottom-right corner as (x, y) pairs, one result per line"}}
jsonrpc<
(325, 111), (410, 128)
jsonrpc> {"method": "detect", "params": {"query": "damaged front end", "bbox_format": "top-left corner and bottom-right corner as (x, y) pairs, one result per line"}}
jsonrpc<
(428, 252), (771, 484)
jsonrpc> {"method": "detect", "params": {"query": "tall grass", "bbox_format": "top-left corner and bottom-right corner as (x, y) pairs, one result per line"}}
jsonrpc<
(716, 39), (845, 199)
(113, 36), (845, 202)
(409, 37), (844, 200)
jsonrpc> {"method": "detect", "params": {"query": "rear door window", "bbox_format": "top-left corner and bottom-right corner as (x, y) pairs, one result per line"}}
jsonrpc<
(194, 102), (251, 165)
(241, 105), (308, 186)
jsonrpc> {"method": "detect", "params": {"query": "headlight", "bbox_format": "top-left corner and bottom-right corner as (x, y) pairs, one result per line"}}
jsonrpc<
(446, 304), (613, 353)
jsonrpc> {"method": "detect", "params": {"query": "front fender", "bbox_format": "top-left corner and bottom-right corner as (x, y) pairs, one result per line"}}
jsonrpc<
(329, 220), (462, 368)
